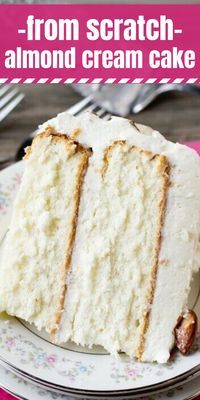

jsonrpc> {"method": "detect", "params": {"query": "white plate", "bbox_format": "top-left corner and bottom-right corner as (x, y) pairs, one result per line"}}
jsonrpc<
(0, 363), (200, 400)
(0, 161), (200, 396)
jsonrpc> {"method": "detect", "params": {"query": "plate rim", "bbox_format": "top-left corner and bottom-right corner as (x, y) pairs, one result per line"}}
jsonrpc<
(1, 363), (200, 400)
(0, 355), (199, 396)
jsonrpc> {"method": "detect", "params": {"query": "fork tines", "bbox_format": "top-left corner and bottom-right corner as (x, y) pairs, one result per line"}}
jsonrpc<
(0, 84), (25, 123)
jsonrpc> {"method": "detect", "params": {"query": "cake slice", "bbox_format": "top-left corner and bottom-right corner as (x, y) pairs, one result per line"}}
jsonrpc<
(41, 112), (200, 363)
(0, 112), (199, 364)
(0, 129), (91, 334)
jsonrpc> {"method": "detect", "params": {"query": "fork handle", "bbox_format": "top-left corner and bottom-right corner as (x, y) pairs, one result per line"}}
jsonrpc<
(132, 84), (200, 114)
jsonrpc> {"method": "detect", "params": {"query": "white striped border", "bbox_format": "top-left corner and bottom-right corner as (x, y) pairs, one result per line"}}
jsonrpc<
(0, 78), (199, 84)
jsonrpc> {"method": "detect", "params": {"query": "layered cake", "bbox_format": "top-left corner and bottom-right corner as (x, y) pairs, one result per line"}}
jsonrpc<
(0, 112), (199, 363)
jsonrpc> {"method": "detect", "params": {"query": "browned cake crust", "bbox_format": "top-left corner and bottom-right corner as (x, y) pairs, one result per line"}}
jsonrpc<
(25, 127), (92, 337)
(101, 140), (127, 176)
(102, 141), (170, 360)
(136, 154), (170, 361)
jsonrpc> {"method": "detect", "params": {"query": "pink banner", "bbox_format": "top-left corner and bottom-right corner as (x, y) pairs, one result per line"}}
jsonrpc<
(0, 4), (200, 84)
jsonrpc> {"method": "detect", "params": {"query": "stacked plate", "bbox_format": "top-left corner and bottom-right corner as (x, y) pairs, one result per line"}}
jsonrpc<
(0, 161), (200, 400)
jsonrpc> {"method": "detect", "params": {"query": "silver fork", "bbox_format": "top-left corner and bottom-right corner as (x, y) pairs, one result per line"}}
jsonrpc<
(72, 83), (200, 116)
(0, 97), (111, 170)
(0, 84), (25, 123)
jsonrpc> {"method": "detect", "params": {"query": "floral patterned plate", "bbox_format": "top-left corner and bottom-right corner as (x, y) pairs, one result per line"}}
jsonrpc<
(0, 161), (200, 397)
(0, 366), (200, 400)
(0, 360), (200, 400)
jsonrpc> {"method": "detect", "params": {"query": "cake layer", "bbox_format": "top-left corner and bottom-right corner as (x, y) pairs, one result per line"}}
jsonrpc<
(0, 129), (91, 333)
(55, 141), (170, 359)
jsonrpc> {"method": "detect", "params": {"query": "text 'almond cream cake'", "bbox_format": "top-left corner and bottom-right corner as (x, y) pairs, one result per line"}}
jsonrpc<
(0, 112), (199, 363)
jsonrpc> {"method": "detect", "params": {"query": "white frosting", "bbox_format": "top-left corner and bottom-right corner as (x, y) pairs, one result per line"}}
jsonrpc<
(40, 111), (200, 362)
